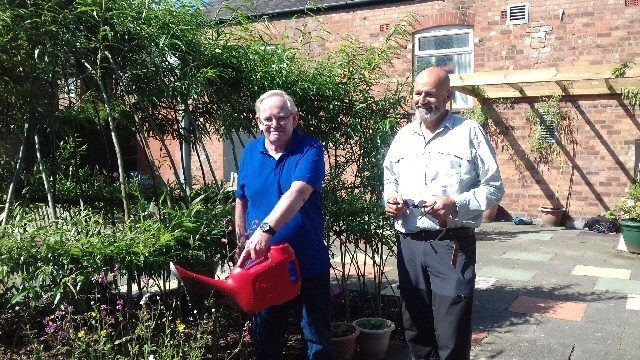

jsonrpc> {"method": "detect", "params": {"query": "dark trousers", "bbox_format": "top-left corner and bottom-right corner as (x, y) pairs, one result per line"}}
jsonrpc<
(251, 270), (333, 360)
(397, 230), (476, 360)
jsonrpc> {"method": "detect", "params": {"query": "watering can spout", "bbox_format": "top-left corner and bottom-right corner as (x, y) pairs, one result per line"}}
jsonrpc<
(169, 243), (301, 313)
(170, 262), (236, 297)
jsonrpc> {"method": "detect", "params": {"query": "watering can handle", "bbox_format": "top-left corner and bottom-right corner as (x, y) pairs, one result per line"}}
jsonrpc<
(240, 254), (269, 270)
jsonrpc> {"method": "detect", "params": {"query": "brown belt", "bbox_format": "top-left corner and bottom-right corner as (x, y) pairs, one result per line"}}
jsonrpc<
(403, 228), (475, 268)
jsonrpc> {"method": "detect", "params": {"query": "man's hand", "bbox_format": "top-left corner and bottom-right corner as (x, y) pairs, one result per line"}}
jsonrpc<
(235, 230), (272, 267)
(385, 194), (406, 219)
(423, 196), (457, 221)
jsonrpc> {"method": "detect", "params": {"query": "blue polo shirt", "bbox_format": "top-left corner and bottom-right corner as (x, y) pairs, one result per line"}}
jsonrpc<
(236, 130), (330, 279)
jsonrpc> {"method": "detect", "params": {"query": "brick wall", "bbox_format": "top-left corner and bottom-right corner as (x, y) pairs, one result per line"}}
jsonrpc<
(257, 0), (640, 221)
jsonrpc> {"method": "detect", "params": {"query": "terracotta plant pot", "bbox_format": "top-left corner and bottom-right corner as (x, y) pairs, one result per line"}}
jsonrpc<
(331, 322), (360, 360)
(482, 204), (499, 223)
(353, 317), (395, 360)
(619, 219), (640, 254)
(539, 206), (565, 227)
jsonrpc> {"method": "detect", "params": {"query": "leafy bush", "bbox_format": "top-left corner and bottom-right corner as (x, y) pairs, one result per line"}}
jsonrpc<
(609, 176), (640, 221)
(0, 185), (235, 310)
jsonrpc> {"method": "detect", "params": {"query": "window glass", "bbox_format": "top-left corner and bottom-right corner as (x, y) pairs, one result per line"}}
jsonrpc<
(414, 53), (473, 108)
(418, 33), (470, 52)
(414, 27), (473, 110)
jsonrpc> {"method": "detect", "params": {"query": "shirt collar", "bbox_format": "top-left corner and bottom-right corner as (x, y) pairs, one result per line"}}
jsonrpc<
(259, 129), (301, 155)
(410, 110), (454, 136)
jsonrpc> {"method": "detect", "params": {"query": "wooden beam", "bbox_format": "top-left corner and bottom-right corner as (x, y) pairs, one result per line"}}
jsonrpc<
(449, 63), (640, 88)
(508, 83), (527, 96)
(454, 85), (481, 98)
(554, 81), (570, 95)
(452, 78), (640, 99)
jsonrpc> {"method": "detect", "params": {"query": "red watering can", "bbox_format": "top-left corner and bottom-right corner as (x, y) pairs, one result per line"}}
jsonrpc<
(170, 243), (301, 313)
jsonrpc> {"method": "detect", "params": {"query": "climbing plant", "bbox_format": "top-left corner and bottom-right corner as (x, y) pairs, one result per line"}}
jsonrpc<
(524, 95), (573, 165)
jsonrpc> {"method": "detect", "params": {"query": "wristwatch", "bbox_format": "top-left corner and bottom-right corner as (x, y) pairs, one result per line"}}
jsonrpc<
(259, 222), (276, 236)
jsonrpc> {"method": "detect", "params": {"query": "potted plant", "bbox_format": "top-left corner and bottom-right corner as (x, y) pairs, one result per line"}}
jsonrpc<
(608, 177), (640, 253)
(540, 187), (565, 227)
(482, 204), (500, 223)
(331, 322), (360, 360)
(352, 317), (395, 360)
(539, 204), (564, 227)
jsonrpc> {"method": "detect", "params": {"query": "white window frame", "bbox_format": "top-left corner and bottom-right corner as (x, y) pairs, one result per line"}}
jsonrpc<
(413, 26), (474, 110)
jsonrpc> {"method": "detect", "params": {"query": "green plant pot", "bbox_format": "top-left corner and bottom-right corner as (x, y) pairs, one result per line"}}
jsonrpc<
(353, 317), (395, 360)
(619, 219), (640, 254)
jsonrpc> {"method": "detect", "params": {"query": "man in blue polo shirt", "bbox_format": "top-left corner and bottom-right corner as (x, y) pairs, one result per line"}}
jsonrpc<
(235, 90), (332, 360)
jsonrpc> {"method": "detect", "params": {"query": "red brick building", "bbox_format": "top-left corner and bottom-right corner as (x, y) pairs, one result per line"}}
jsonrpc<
(191, 0), (640, 224)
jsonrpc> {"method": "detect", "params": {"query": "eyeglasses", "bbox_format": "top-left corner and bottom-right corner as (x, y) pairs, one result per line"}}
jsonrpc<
(259, 113), (293, 126)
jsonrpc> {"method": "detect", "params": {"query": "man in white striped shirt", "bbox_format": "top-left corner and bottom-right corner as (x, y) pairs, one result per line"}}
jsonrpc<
(383, 67), (504, 360)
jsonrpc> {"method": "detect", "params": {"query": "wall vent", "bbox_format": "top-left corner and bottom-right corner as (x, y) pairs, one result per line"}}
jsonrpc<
(626, 0), (639, 7)
(507, 3), (530, 25)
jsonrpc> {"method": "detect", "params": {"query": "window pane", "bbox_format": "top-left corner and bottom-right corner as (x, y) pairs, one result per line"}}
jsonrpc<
(414, 53), (473, 108)
(418, 33), (470, 52)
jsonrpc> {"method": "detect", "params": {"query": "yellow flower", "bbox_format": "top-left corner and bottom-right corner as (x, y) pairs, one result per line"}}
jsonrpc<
(100, 330), (107, 338)
(78, 330), (86, 339)
(176, 320), (186, 333)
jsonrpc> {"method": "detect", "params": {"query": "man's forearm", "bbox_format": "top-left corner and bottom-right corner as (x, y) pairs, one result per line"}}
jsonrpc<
(235, 198), (248, 239)
(263, 181), (313, 231)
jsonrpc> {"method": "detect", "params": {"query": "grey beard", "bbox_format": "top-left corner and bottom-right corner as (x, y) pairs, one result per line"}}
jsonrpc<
(415, 105), (445, 123)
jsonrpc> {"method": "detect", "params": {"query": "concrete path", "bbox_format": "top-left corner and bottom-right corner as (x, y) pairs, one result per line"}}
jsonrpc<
(334, 222), (640, 360)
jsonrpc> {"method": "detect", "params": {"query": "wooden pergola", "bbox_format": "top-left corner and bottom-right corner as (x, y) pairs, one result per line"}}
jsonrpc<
(449, 63), (640, 99)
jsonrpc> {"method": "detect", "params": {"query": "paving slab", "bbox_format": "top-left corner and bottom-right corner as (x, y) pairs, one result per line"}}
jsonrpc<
(535, 317), (623, 347)
(620, 326), (640, 359)
(508, 296), (587, 321)
(594, 277), (640, 294)
(472, 330), (573, 360)
(477, 266), (536, 281)
(475, 276), (497, 290)
(627, 294), (640, 310)
(580, 296), (640, 327)
(513, 232), (555, 241)
(500, 251), (554, 261)
(571, 264), (631, 279)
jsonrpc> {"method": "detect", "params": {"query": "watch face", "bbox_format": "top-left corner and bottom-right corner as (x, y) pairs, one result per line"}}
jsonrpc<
(259, 222), (269, 231)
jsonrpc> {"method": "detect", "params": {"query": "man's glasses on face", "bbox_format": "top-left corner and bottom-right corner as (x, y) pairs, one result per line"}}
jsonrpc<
(260, 113), (293, 126)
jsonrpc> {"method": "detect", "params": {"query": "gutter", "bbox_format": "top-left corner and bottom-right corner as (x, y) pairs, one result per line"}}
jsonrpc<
(212, 0), (398, 20)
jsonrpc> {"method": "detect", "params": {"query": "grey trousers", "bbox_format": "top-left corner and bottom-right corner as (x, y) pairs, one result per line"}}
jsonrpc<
(397, 231), (476, 360)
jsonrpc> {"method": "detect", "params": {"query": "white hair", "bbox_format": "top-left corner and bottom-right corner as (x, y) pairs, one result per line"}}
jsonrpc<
(254, 90), (298, 115)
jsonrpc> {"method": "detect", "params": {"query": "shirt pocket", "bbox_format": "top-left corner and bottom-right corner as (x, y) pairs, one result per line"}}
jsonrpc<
(426, 150), (473, 192)
(393, 153), (424, 187)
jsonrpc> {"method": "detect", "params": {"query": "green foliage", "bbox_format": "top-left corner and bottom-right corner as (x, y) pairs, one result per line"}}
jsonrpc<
(0, 185), (235, 310)
(622, 88), (640, 108)
(0, 1), (411, 322)
(609, 176), (640, 221)
(34, 299), (211, 359)
(462, 105), (491, 127)
(331, 322), (356, 338)
(611, 61), (635, 78)
(525, 96), (571, 164)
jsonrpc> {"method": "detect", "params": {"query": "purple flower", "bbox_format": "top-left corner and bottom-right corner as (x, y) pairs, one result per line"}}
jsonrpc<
(116, 299), (124, 313)
(98, 271), (106, 284)
(100, 304), (108, 317)
(43, 317), (58, 334)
